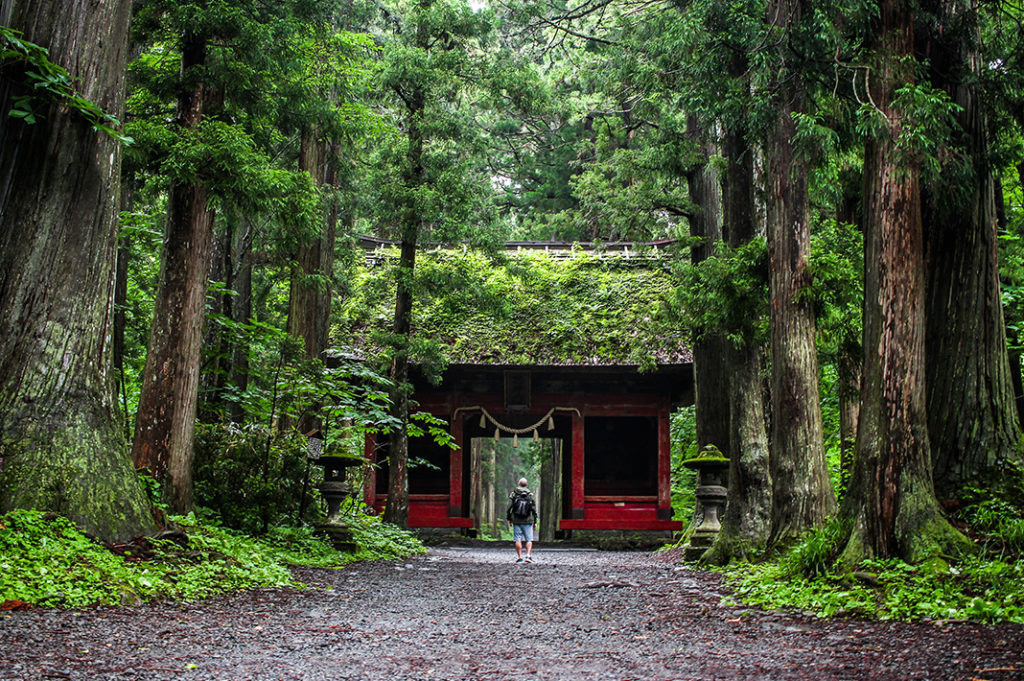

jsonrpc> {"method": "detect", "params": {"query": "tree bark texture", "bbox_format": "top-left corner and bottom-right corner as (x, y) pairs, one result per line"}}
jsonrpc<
(0, 0), (156, 541)
(288, 128), (337, 363)
(920, 0), (1021, 501)
(228, 219), (255, 424)
(705, 108), (772, 563)
(764, 0), (836, 546)
(840, 1), (970, 564)
(196, 214), (255, 424)
(131, 35), (215, 514)
(705, 342), (773, 564)
(838, 351), (861, 479)
(287, 129), (338, 436)
(197, 216), (231, 423)
(686, 116), (731, 455)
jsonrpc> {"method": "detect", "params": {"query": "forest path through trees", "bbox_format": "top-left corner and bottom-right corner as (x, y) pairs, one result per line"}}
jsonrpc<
(1, 547), (1022, 680)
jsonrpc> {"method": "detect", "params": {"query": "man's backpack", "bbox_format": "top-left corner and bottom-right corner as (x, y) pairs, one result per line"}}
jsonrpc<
(511, 492), (534, 520)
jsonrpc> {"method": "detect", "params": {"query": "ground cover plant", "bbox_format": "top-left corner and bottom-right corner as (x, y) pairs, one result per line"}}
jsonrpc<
(719, 508), (1024, 624)
(0, 509), (423, 610)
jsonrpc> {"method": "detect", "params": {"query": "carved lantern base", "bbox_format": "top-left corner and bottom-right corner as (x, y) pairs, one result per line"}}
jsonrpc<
(315, 456), (362, 553)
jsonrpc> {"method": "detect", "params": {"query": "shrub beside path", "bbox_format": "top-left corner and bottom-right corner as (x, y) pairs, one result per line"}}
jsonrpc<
(1, 547), (1022, 680)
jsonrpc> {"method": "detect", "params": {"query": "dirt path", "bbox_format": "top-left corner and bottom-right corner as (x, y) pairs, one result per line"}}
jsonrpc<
(1, 546), (1022, 680)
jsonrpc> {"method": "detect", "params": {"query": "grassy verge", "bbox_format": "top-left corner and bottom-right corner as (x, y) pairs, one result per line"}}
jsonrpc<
(0, 509), (423, 609)
(721, 555), (1024, 623)
(716, 516), (1024, 624)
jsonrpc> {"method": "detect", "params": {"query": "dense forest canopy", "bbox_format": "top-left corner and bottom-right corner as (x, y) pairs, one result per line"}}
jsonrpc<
(2, 0), (1024, 584)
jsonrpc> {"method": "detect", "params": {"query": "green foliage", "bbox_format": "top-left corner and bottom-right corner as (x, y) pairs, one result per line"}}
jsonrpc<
(964, 498), (1024, 554)
(0, 26), (130, 141)
(0, 510), (297, 608)
(776, 518), (851, 579)
(889, 82), (962, 180)
(670, 407), (699, 524)
(670, 238), (769, 346)
(341, 248), (687, 367)
(817, 364), (849, 499)
(721, 504), (1024, 623)
(193, 424), (313, 533)
(724, 554), (1024, 623)
(958, 471), (1024, 555)
(346, 513), (426, 561)
(0, 509), (422, 609)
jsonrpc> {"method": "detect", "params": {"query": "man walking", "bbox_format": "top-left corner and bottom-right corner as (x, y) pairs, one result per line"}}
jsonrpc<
(506, 478), (538, 563)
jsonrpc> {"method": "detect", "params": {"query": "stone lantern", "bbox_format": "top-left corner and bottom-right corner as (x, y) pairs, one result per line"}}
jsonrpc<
(315, 453), (363, 553)
(680, 447), (729, 562)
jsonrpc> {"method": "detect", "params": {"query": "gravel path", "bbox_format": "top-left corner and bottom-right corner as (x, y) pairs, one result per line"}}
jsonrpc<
(1, 546), (1022, 680)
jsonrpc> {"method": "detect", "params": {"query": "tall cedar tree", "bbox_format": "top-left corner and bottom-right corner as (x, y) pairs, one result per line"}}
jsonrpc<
(705, 113), (773, 563)
(839, 0), (972, 564)
(289, 128), (338, 368)
(764, 0), (836, 547)
(0, 0), (156, 541)
(384, 13), (428, 528)
(130, 29), (216, 514)
(686, 116), (731, 455)
(376, 0), (496, 527)
(282, 128), (339, 437)
(128, 1), (326, 511)
(919, 0), (1022, 501)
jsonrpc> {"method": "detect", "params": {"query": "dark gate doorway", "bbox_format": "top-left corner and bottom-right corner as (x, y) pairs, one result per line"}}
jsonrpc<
(467, 437), (564, 541)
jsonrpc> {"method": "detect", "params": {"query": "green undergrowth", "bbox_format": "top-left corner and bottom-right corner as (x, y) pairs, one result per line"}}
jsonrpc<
(0, 509), (422, 609)
(718, 517), (1024, 624)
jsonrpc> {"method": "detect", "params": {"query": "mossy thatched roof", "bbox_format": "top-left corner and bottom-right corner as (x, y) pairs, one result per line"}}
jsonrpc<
(336, 247), (691, 369)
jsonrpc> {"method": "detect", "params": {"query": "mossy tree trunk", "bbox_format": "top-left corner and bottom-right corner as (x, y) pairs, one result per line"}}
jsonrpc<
(920, 0), (1022, 502)
(704, 87), (772, 564)
(131, 34), (216, 515)
(0, 0), (156, 542)
(686, 116), (731, 455)
(839, 0), (971, 564)
(764, 0), (836, 547)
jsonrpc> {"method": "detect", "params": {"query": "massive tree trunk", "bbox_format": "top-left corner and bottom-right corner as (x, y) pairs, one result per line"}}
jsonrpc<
(0, 0), (156, 542)
(131, 35), (216, 514)
(686, 116), (731, 454)
(839, 0), (971, 564)
(920, 0), (1021, 502)
(764, 0), (836, 546)
(704, 96), (772, 564)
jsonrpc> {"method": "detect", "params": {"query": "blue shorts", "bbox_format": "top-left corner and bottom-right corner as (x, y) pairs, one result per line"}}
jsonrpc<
(513, 524), (534, 542)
